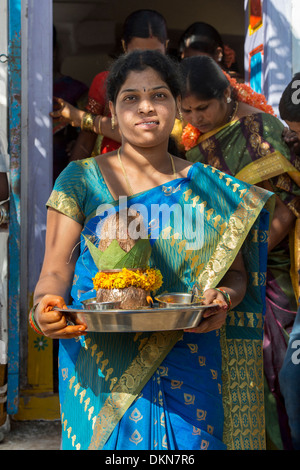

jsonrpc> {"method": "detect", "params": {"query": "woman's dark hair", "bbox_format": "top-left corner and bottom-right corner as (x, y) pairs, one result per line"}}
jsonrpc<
(180, 55), (230, 101)
(179, 22), (224, 61)
(122, 9), (168, 47)
(279, 72), (300, 123)
(107, 50), (182, 104)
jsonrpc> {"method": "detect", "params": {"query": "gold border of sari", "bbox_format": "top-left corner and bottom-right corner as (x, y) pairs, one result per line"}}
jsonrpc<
(221, 322), (265, 450)
(235, 152), (300, 305)
(197, 170), (273, 291)
(196, 178), (272, 450)
(235, 151), (300, 187)
(290, 219), (300, 302)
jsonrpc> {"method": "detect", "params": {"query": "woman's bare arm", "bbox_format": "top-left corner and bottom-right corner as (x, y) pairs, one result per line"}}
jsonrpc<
(33, 208), (87, 338)
(50, 98), (121, 160)
(69, 116), (122, 160)
(267, 195), (296, 253)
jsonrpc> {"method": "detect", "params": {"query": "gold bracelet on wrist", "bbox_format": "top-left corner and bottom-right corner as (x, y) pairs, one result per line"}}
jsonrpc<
(29, 303), (44, 335)
(214, 288), (232, 310)
(81, 112), (97, 132)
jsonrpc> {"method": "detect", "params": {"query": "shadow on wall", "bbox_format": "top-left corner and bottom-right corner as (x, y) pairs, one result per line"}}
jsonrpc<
(263, 1), (299, 114)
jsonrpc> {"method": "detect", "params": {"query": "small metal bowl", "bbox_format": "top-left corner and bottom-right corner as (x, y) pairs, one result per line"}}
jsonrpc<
(82, 298), (121, 310)
(155, 293), (200, 308)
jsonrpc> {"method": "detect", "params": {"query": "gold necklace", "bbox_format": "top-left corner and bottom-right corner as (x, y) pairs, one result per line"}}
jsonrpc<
(117, 148), (177, 196)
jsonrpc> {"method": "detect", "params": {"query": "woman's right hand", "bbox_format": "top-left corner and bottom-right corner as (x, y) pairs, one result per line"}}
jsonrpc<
(34, 294), (87, 339)
(50, 97), (83, 128)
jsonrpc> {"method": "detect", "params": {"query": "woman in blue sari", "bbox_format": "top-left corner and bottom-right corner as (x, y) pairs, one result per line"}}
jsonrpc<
(178, 56), (300, 449)
(30, 51), (273, 450)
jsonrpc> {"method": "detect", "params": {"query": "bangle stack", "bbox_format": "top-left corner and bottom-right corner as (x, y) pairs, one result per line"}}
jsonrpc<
(29, 304), (43, 335)
(214, 288), (232, 311)
(0, 205), (9, 225)
(81, 112), (97, 132)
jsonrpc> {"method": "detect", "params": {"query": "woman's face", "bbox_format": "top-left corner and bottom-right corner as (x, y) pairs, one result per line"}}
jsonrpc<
(110, 67), (178, 148)
(181, 93), (228, 133)
(124, 37), (167, 54)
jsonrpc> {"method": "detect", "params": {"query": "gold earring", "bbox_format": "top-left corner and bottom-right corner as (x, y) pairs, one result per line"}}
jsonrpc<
(177, 107), (183, 121)
(111, 115), (115, 130)
(121, 40), (126, 53)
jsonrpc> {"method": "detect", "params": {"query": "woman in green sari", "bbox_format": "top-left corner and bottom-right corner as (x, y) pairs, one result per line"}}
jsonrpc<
(30, 51), (272, 450)
(179, 55), (300, 450)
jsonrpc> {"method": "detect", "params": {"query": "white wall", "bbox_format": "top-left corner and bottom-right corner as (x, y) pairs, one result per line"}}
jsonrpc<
(291, 0), (300, 75)
(244, 0), (300, 117)
(0, 0), (9, 386)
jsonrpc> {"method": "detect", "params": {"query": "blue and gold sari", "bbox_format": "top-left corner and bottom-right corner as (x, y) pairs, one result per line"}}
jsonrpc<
(47, 158), (273, 450)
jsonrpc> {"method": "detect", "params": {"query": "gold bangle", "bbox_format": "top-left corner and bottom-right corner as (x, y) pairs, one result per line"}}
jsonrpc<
(214, 288), (232, 310)
(81, 112), (97, 132)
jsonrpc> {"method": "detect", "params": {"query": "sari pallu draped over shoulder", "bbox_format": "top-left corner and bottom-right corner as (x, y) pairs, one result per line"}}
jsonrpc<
(47, 158), (274, 450)
(186, 112), (300, 449)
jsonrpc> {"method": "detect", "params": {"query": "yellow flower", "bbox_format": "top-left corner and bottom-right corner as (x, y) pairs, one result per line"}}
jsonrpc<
(92, 267), (163, 292)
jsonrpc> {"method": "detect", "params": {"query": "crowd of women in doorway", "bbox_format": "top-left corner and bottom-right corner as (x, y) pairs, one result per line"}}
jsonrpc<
(31, 9), (299, 451)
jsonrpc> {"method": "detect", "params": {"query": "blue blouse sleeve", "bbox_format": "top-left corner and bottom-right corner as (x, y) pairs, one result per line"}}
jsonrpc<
(46, 161), (87, 224)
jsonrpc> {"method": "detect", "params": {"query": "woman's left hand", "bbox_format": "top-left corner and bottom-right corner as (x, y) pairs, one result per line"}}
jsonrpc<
(184, 288), (229, 333)
(282, 127), (300, 155)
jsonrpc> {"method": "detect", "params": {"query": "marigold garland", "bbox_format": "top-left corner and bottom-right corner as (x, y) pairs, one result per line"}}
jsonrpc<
(223, 71), (276, 117)
(93, 267), (163, 292)
(181, 71), (276, 151)
(181, 124), (201, 152)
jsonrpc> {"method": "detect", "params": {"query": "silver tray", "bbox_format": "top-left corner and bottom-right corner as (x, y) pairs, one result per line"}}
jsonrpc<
(55, 304), (215, 332)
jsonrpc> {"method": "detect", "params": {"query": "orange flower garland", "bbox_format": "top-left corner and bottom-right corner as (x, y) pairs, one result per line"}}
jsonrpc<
(181, 72), (276, 151)
(181, 124), (201, 152)
(223, 71), (276, 117)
